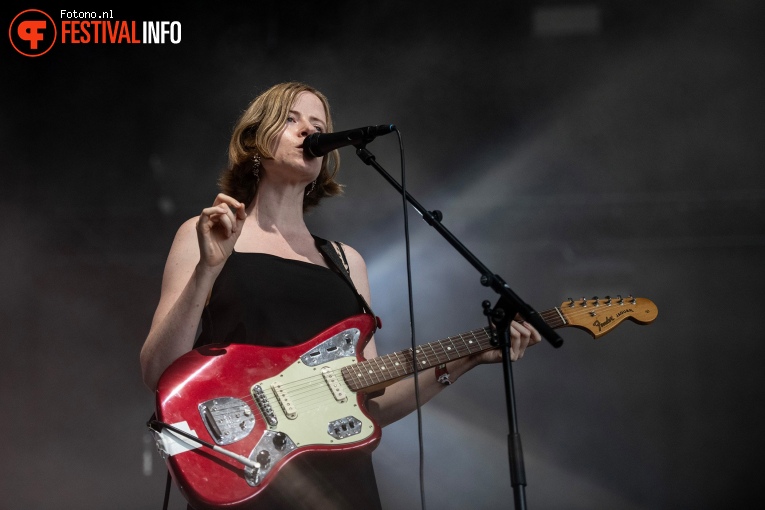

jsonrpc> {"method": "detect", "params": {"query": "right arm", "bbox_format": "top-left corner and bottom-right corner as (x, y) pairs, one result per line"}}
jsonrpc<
(139, 194), (246, 391)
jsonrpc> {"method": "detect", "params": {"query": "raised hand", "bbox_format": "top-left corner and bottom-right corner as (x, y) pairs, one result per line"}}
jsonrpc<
(196, 193), (247, 270)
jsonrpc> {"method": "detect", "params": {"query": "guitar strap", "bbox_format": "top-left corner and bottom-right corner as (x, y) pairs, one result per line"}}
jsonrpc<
(313, 235), (381, 331)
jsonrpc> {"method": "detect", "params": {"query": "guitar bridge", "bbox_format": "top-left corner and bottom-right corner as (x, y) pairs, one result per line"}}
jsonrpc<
(252, 385), (278, 426)
(198, 397), (255, 446)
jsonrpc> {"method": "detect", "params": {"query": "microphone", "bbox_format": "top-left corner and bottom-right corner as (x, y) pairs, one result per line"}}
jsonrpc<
(303, 124), (396, 158)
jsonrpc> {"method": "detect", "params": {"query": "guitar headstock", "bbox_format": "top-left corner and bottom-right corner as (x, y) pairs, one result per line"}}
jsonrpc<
(559, 295), (658, 339)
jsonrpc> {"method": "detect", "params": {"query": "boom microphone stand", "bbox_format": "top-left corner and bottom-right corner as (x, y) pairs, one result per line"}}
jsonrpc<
(354, 140), (564, 509)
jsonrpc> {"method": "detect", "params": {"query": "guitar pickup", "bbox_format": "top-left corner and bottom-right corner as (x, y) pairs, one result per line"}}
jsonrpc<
(321, 366), (348, 403)
(271, 382), (297, 419)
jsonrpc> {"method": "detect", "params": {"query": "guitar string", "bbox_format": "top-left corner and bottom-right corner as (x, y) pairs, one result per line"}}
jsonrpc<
(272, 301), (650, 410)
(202, 301), (649, 418)
(275, 330), (496, 412)
(237, 318), (538, 413)
(207, 330), (498, 417)
(282, 335), (499, 413)
(298, 328), (501, 407)
(228, 301), (642, 412)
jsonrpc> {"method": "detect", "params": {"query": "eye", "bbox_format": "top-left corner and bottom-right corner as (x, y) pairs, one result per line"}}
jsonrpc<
(314, 125), (324, 133)
(286, 116), (296, 123)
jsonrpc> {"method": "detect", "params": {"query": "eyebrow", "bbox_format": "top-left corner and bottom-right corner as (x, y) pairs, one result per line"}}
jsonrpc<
(289, 109), (327, 129)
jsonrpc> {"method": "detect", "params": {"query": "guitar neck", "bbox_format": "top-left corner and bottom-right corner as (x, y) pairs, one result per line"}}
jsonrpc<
(342, 307), (566, 392)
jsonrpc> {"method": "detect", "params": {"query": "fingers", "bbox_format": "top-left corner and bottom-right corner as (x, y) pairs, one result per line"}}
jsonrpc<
(517, 317), (542, 345)
(199, 195), (246, 238)
(509, 319), (538, 360)
(214, 193), (247, 221)
(508, 323), (522, 361)
(199, 204), (236, 237)
(194, 196), (248, 269)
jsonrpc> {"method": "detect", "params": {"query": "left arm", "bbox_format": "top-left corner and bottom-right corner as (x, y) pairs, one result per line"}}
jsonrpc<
(341, 245), (541, 428)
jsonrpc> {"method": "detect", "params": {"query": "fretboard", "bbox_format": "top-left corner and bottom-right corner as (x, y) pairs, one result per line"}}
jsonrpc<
(341, 327), (490, 391)
(341, 305), (566, 392)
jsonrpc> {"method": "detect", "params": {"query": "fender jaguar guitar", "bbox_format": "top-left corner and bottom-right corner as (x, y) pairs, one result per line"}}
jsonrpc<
(151, 295), (657, 510)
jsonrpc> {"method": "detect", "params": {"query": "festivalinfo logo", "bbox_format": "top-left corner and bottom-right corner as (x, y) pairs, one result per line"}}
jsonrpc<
(9, 9), (181, 57)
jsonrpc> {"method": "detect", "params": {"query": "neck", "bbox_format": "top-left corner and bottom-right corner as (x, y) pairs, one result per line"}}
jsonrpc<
(248, 184), (308, 235)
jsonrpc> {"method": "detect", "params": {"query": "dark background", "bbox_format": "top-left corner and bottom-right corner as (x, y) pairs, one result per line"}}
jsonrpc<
(2, 1), (764, 508)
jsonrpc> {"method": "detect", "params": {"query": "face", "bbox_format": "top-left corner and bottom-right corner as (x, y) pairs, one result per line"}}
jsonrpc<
(265, 91), (327, 183)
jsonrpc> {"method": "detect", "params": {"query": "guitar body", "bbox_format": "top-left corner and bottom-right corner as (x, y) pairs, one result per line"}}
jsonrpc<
(154, 314), (381, 510)
(152, 294), (658, 510)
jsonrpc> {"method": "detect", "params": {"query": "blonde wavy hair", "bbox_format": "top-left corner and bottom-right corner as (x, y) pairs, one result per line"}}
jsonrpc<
(219, 82), (343, 210)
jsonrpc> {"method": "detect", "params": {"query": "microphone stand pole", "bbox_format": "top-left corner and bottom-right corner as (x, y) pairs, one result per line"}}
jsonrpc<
(354, 143), (564, 509)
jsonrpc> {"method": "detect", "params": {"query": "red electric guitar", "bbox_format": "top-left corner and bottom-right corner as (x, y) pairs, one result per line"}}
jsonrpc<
(151, 295), (657, 510)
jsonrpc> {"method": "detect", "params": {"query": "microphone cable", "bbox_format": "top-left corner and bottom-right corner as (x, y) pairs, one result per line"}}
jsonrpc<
(392, 127), (428, 510)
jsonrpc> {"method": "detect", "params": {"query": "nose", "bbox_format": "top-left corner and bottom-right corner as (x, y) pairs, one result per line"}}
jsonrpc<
(298, 121), (318, 138)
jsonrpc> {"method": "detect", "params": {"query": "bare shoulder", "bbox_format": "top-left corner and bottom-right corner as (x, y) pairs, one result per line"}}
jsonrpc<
(162, 216), (201, 281)
(168, 216), (201, 254)
(175, 216), (200, 241)
(150, 216), (203, 325)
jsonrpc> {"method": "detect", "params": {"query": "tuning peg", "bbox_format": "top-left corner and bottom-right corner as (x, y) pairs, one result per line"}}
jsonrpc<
(580, 297), (587, 307)
(592, 296), (599, 307)
(604, 295), (612, 306)
(617, 295), (624, 305)
(567, 298), (575, 308)
(628, 295), (636, 304)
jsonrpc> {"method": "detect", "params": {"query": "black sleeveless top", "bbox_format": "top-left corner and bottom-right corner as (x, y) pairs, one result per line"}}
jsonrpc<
(197, 251), (364, 348)
(194, 241), (382, 510)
